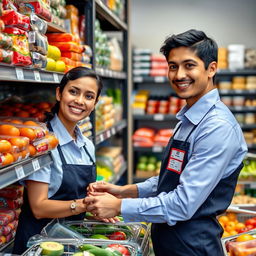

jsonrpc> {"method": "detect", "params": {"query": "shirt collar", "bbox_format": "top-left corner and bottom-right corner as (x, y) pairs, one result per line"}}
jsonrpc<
(50, 114), (86, 147)
(176, 88), (220, 125)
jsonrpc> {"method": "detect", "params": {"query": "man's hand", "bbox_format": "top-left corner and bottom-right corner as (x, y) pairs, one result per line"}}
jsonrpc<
(84, 192), (121, 219)
(87, 181), (123, 198)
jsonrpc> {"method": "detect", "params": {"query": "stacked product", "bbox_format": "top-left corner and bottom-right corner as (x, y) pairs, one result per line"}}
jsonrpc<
(133, 48), (152, 77)
(106, 88), (123, 122)
(228, 44), (245, 70)
(0, 16), (12, 65)
(245, 48), (256, 69)
(218, 47), (228, 69)
(102, 0), (125, 20)
(95, 96), (115, 133)
(132, 90), (149, 115)
(50, 0), (66, 29)
(96, 146), (124, 180)
(0, 184), (24, 246)
(136, 154), (161, 178)
(150, 53), (168, 77)
(78, 117), (92, 138)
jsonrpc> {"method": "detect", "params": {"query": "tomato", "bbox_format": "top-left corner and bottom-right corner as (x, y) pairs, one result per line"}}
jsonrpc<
(108, 231), (127, 240)
(107, 244), (130, 256)
(245, 218), (256, 228)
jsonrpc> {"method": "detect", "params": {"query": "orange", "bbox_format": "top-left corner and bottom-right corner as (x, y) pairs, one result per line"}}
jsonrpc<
(28, 144), (37, 156)
(12, 152), (22, 162)
(23, 120), (39, 127)
(0, 124), (20, 136)
(0, 140), (12, 153)
(225, 221), (236, 233)
(36, 102), (51, 110)
(222, 231), (230, 238)
(9, 137), (29, 150)
(21, 149), (29, 159)
(1, 152), (14, 166)
(235, 222), (246, 232)
(45, 134), (59, 149)
(16, 111), (30, 118)
(218, 216), (229, 226)
(226, 212), (237, 222)
(236, 234), (255, 242)
(19, 127), (36, 141)
(229, 230), (238, 236)
(9, 119), (23, 125)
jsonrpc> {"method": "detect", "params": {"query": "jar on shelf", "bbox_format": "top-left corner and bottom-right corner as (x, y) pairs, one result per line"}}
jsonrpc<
(232, 96), (245, 106)
(246, 76), (256, 90)
(244, 113), (255, 124)
(218, 81), (232, 90)
(232, 76), (246, 90)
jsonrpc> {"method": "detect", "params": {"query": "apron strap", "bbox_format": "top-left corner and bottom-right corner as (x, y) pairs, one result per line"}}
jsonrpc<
(83, 145), (95, 164)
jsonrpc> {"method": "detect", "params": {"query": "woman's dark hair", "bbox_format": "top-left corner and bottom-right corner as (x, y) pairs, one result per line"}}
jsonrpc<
(160, 29), (218, 70)
(45, 67), (103, 122)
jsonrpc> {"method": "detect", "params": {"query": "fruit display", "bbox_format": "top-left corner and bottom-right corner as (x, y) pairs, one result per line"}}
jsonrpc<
(136, 154), (161, 178)
(239, 158), (256, 181)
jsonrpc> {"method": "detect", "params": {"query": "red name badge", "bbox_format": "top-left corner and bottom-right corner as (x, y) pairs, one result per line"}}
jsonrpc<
(167, 148), (185, 174)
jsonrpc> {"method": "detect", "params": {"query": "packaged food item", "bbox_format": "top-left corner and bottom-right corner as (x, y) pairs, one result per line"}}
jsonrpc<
(3, 27), (31, 66)
(46, 33), (78, 43)
(0, 197), (23, 210)
(0, 185), (24, 199)
(0, 48), (12, 64)
(31, 51), (47, 69)
(30, 12), (47, 34)
(0, 19), (5, 32)
(0, 32), (12, 49)
(0, 209), (16, 225)
(229, 238), (256, 256)
(28, 31), (48, 55)
(1, 9), (30, 31)
(50, 42), (84, 53)
(61, 51), (82, 61)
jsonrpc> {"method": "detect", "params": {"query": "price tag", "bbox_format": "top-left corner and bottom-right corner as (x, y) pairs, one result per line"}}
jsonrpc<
(220, 89), (228, 94)
(106, 130), (111, 138)
(100, 134), (104, 142)
(15, 68), (24, 80)
(154, 76), (165, 83)
(152, 146), (163, 152)
(53, 73), (59, 83)
(34, 70), (41, 82)
(15, 165), (25, 179)
(154, 114), (164, 121)
(111, 127), (115, 135)
(134, 76), (143, 83)
(235, 90), (243, 94)
(234, 106), (243, 111)
(250, 183), (256, 189)
(32, 159), (40, 171)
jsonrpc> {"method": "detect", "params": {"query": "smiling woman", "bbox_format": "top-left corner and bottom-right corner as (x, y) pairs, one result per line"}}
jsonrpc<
(13, 67), (103, 255)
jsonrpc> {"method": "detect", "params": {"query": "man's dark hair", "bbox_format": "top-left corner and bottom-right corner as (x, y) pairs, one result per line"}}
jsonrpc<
(160, 29), (218, 70)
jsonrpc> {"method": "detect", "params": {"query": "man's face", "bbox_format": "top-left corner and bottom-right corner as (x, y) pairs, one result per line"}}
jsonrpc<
(167, 46), (217, 107)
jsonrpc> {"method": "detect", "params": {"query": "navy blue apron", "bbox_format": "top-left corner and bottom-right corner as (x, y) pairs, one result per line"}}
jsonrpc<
(13, 124), (96, 254)
(151, 122), (243, 256)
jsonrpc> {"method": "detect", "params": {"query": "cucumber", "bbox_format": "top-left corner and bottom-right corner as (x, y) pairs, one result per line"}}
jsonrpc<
(92, 224), (117, 234)
(40, 241), (64, 256)
(73, 252), (95, 256)
(79, 244), (99, 251)
(105, 248), (122, 256)
(90, 234), (109, 240)
(87, 248), (113, 256)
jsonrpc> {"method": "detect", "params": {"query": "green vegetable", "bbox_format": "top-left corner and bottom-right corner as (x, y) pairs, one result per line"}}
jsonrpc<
(40, 241), (64, 256)
(87, 248), (113, 256)
(79, 244), (99, 251)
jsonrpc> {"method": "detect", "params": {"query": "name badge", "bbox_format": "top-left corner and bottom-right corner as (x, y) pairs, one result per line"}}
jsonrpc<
(167, 148), (185, 174)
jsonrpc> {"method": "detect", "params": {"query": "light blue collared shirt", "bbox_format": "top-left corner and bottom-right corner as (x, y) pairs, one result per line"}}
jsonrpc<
(122, 89), (247, 225)
(21, 114), (95, 198)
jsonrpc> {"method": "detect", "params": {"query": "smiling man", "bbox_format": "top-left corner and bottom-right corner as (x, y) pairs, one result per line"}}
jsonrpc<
(85, 30), (248, 256)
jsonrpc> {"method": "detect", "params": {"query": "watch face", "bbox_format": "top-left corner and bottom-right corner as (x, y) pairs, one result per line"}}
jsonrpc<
(71, 202), (76, 210)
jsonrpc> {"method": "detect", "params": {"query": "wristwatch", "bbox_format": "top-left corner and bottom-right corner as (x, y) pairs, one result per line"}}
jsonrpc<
(70, 199), (77, 212)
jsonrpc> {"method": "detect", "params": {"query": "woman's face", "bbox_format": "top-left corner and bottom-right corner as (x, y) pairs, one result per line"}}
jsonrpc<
(56, 76), (99, 127)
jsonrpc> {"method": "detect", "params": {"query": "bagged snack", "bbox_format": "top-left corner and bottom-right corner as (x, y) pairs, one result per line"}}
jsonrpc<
(0, 48), (12, 64)
(31, 51), (47, 69)
(30, 12), (47, 34)
(0, 32), (12, 49)
(28, 31), (48, 55)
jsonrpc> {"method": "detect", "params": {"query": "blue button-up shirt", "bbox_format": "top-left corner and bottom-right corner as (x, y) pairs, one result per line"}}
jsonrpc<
(122, 88), (247, 225)
(21, 114), (95, 198)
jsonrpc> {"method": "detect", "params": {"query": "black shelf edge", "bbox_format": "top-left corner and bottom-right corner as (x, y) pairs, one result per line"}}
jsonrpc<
(96, 119), (127, 145)
(0, 152), (53, 189)
(248, 144), (256, 151)
(241, 124), (256, 129)
(219, 89), (256, 96)
(109, 161), (127, 184)
(0, 64), (64, 84)
(229, 106), (256, 113)
(133, 114), (176, 121)
(133, 146), (164, 153)
(47, 22), (67, 33)
(95, 0), (127, 31)
(217, 69), (256, 76)
(96, 67), (127, 79)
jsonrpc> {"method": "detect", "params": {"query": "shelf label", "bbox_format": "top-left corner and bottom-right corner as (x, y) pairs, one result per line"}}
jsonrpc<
(250, 183), (256, 189)
(106, 130), (111, 138)
(32, 159), (40, 171)
(111, 127), (115, 135)
(53, 73), (59, 83)
(34, 70), (41, 82)
(154, 76), (165, 83)
(15, 165), (25, 179)
(152, 146), (163, 152)
(100, 134), (104, 142)
(154, 114), (164, 121)
(233, 106), (243, 111)
(219, 89), (229, 94)
(134, 76), (143, 83)
(15, 68), (24, 80)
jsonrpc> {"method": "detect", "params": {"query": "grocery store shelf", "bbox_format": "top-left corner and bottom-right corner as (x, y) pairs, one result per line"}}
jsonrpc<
(96, 119), (127, 145)
(217, 69), (256, 76)
(47, 22), (67, 33)
(109, 161), (127, 184)
(241, 124), (256, 129)
(133, 146), (164, 153)
(248, 144), (256, 151)
(133, 113), (176, 121)
(96, 67), (127, 79)
(0, 238), (13, 252)
(219, 89), (256, 96)
(229, 106), (256, 113)
(133, 76), (168, 83)
(95, 0), (127, 31)
(0, 64), (64, 84)
(0, 152), (53, 189)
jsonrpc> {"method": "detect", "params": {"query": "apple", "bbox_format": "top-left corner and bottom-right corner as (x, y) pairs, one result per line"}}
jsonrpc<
(148, 156), (157, 164)
(137, 162), (146, 171)
(146, 163), (155, 172)
(138, 155), (148, 163)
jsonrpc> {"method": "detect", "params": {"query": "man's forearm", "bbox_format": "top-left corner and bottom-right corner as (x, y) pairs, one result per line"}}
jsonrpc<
(120, 184), (138, 198)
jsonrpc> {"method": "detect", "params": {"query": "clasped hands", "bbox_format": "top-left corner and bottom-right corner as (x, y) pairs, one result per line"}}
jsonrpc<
(83, 181), (122, 223)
